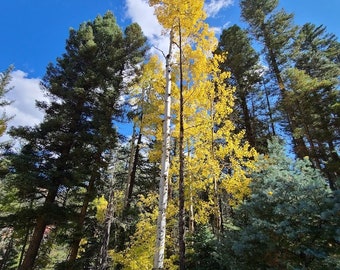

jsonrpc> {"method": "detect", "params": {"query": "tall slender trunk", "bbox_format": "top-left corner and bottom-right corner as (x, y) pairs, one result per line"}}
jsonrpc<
(240, 93), (255, 147)
(263, 79), (276, 136)
(178, 22), (186, 270)
(187, 145), (194, 234)
(18, 187), (58, 270)
(98, 175), (115, 269)
(125, 128), (142, 210)
(296, 100), (322, 170)
(188, 186), (195, 233)
(262, 24), (308, 158)
(153, 31), (173, 270)
(319, 112), (339, 190)
(210, 91), (221, 235)
(68, 174), (96, 262)
(326, 140), (339, 190)
(17, 200), (33, 270)
(125, 87), (147, 210)
(124, 123), (137, 209)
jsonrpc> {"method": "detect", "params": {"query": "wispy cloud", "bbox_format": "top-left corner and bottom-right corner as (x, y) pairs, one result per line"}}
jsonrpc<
(204, 0), (234, 17)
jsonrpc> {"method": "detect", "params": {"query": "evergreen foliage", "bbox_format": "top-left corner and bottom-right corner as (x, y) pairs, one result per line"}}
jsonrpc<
(186, 226), (221, 270)
(216, 25), (270, 152)
(0, 65), (13, 137)
(287, 23), (340, 189)
(1, 11), (146, 269)
(219, 138), (340, 269)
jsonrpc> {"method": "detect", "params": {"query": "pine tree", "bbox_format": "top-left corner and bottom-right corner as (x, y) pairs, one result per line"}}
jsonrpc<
(287, 23), (340, 189)
(283, 68), (339, 189)
(216, 25), (270, 152)
(0, 66), (18, 269)
(240, 0), (310, 159)
(5, 12), (146, 270)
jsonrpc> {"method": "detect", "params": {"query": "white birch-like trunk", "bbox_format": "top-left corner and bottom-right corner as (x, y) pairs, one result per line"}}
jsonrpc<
(153, 34), (173, 270)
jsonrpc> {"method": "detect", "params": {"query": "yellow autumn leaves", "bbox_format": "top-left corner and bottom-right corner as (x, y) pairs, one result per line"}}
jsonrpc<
(110, 0), (258, 267)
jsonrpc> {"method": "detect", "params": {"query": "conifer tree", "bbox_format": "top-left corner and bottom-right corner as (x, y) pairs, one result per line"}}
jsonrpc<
(5, 12), (146, 270)
(0, 66), (17, 269)
(287, 23), (340, 189)
(66, 19), (146, 266)
(216, 25), (270, 151)
(240, 0), (309, 158)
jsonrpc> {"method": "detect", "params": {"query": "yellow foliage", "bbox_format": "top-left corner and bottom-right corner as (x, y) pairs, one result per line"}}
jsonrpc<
(110, 193), (178, 269)
(121, 0), (259, 265)
(77, 238), (88, 259)
(0, 120), (6, 137)
(147, 0), (258, 228)
(149, 0), (206, 32)
(92, 195), (108, 223)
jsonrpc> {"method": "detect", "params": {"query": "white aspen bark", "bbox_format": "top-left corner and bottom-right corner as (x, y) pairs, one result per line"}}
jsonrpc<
(153, 33), (173, 270)
(189, 179), (195, 233)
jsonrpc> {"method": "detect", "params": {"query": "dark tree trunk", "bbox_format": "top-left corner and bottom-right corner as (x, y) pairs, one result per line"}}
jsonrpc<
(68, 175), (96, 262)
(18, 187), (58, 270)
(262, 24), (308, 159)
(263, 79), (276, 136)
(125, 130), (142, 210)
(17, 200), (33, 269)
(240, 93), (255, 147)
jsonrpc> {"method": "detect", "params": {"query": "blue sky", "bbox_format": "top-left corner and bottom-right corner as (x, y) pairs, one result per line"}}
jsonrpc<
(0, 0), (339, 138)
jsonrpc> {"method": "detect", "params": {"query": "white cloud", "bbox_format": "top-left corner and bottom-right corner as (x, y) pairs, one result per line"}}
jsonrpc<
(211, 26), (223, 35)
(125, 0), (170, 57)
(204, 0), (234, 17)
(125, 0), (161, 39)
(0, 70), (47, 143)
(222, 21), (231, 30)
(212, 21), (232, 36)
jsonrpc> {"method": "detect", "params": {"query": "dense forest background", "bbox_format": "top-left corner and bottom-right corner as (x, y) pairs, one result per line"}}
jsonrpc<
(0, 0), (339, 269)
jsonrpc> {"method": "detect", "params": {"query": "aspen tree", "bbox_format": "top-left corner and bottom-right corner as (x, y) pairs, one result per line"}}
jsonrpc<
(153, 34), (174, 270)
(148, 1), (207, 268)
(112, 1), (257, 268)
(148, 0), (258, 268)
(110, 56), (179, 270)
